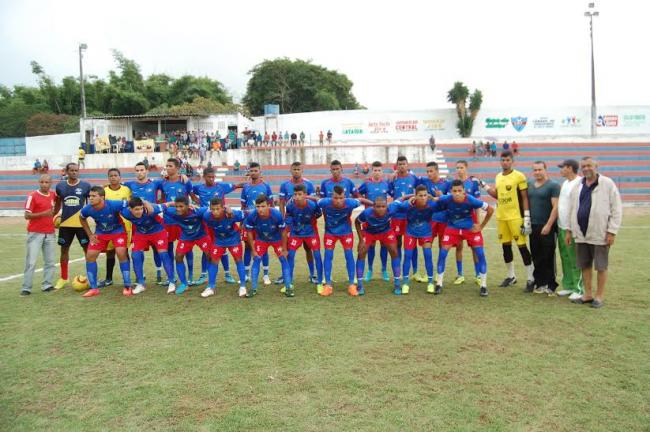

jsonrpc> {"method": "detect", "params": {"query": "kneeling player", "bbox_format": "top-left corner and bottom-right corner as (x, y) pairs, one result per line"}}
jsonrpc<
(354, 197), (402, 295)
(120, 197), (176, 294)
(435, 180), (494, 296)
(202, 198), (248, 298)
(244, 195), (293, 297)
(79, 186), (132, 297)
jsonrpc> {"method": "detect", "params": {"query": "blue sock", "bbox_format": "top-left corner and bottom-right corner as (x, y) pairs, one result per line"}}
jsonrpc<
(235, 260), (246, 285)
(475, 246), (487, 275)
(391, 257), (401, 288)
(437, 248), (449, 275)
(306, 257), (315, 278)
(152, 248), (162, 269)
(207, 261), (218, 288)
(456, 260), (463, 276)
(279, 256), (292, 288)
(262, 253), (269, 276)
(251, 256), (262, 290)
(186, 250), (194, 281)
(324, 249), (334, 284)
(119, 260), (132, 287)
(380, 245), (388, 272)
(367, 245), (375, 272)
(201, 253), (209, 274)
(159, 251), (175, 282)
(132, 251), (145, 284)
(411, 246), (418, 274)
(288, 250), (297, 281)
(313, 250), (323, 283)
(221, 254), (230, 274)
(176, 260), (187, 285)
(474, 260), (481, 277)
(86, 261), (98, 289)
(403, 248), (413, 284)
(244, 247), (252, 268)
(344, 249), (355, 284)
(356, 258), (365, 289)
(423, 248), (433, 282)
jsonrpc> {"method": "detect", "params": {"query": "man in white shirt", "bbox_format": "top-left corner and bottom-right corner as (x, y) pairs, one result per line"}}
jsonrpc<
(556, 159), (583, 300)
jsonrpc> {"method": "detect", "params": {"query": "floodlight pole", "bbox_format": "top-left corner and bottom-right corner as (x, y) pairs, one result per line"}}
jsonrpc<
(79, 43), (87, 118)
(585, 4), (599, 137)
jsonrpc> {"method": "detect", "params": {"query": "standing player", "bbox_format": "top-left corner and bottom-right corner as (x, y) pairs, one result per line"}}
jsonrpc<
(240, 162), (274, 285)
(190, 166), (243, 285)
(417, 161), (450, 276)
(53, 163), (91, 289)
(434, 180), (494, 296)
(202, 198), (248, 298)
(453, 160), (483, 286)
(354, 197), (402, 295)
(278, 161), (319, 285)
(120, 198), (175, 294)
(78, 187), (132, 297)
(483, 151), (535, 291)
(244, 195), (292, 297)
(357, 161), (391, 282)
(285, 184), (324, 294)
(319, 160), (357, 198)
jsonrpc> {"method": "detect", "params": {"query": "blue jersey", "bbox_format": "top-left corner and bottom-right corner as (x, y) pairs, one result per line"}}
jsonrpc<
(356, 203), (400, 234)
(395, 200), (440, 237)
(55, 180), (91, 227)
(120, 204), (165, 235)
(358, 179), (390, 202)
(80, 200), (126, 234)
(440, 195), (488, 230)
(192, 182), (236, 206)
(124, 179), (161, 203)
(389, 174), (419, 220)
(157, 179), (192, 202)
(317, 198), (361, 235)
(319, 177), (357, 198)
(461, 178), (482, 198)
(163, 207), (209, 240)
(418, 177), (450, 223)
(285, 200), (321, 237)
(203, 209), (244, 247)
(279, 179), (316, 201)
(240, 181), (274, 214)
(244, 208), (286, 243)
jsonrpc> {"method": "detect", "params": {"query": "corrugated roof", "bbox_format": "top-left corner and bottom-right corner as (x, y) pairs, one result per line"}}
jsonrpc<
(84, 113), (240, 120)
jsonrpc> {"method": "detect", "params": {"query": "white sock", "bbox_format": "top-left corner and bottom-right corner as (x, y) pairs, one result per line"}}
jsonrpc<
(526, 264), (534, 281)
(436, 272), (444, 285)
(480, 273), (487, 287)
(506, 261), (515, 279)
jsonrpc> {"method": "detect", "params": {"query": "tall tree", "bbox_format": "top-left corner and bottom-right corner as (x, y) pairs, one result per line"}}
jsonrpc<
(447, 82), (482, 137)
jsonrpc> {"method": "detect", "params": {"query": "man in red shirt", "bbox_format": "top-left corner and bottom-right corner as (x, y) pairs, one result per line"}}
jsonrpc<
(21, 174), (57, 296)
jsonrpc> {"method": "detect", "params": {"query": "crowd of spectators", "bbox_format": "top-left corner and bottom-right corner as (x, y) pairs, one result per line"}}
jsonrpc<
(469, 140), (520, 158)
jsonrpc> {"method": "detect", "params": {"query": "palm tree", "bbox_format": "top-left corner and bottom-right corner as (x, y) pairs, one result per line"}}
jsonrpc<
(469, 90), (483, 121)
(447, 82), (469, 121)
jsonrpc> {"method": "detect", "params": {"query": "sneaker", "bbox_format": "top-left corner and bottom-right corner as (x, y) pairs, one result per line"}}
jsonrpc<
(224, 273), (236, 284)
(557, 289), (573, 297)
(475, 276), (481, 287)
(413, 273), (427, 283)
(156, 279), (168, 286)
(499, 277), (517, 287)
(320, 285), (333, 297)
(347, 284), (359, 296)
(263, 275), (272, 286)
(98, 279), (113, 288)
(167, 282), (176, 294)
(393, 287), (402, 295)
(480, 286), (489, 297)
(245, 287), (257, 298)
(546, 288), (557, 297)
(175, 283), (188, 295)
(401, 284), (410, 295)
(525, 280), (536, 293)
(285, 286), (295, 297)
(122, 287), (133, 297)
(453, 275), (465, 285)
(591, 299), (604, 309)
(54, 278), (68, 290)
(201, 288), (215, 298)
(382, 270), (390, 281)
(568, 292), (583, 301)
(20, 290), (31, 296)
(133, 284), (146, 295)
(194, 274), (207, 285)
(82, 288), (100, 297)
(364, 270), (373, 282)
(427, 283), (435, 294)
(238, 286), (247, 298)
(434, 284), (442, 295)
(316, 283), (324, 294)
(533, 285), (547, 294)
(42, 286), (54, 292)
(310, 275), (320, 284)
(357, 286), (365, 296)
(273, 276), (284, 285)
(280, 286), (286, 294)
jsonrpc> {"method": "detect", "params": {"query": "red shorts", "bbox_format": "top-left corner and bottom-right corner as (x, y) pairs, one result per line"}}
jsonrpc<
(324, 233), (354, 250)
(288, 235), (321, 251)
(132, 230), (169, 252)
(363, 230), (397, 246)
(176, 235), (212, 255)
(165, 224), (181, 242)
(442, 228), (484, 248)
(431, 222), (447, 239)
(403, 234), (433, 250)
(240, 227), (256, 242)
(89, 232), (128, 252)
(211, 244), (244, 261)
(391, 219), (407, 236)
(254, 240), (285, 257)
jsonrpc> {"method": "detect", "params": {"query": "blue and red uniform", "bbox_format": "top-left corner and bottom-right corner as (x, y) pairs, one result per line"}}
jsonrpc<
(394, 200), (440, 249)
(124, 179), (161, 203)
(192, 182), (237, 207)
(389, 173), (419, 235)
(317, 197), (361, 285)
(319, 177), (357, 198)
(418, 177), (450, 239)
(279, 178), (316, 202)
(356, 204), (399, 246)
(157, 179), (193, 242)
(80, 200), (128, 251)
(163, 206), (211, 255)
(358, 178), (390, 204)
(285, 200), (322, 251)
(203, 209), (245, 260)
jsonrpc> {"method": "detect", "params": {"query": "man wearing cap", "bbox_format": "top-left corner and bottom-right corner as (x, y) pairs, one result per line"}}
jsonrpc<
(566, 157), (622, 309)
(556, 159), (584, 300)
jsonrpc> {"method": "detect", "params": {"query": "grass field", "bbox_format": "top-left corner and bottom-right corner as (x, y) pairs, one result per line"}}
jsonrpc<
(1, 213), (649, 431)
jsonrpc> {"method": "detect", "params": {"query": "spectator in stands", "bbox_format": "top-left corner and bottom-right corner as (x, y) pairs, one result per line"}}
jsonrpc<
(78, 146), (86, 168)
(256, 132), (263, 146)
(512, 141), (519, 155)
(362, 162), (370, 176)
(32, 159), (42, 174)
(233, 160), (241, 172)
(263, 132), (270, 146)
(284, 131), (290, 144)
(41, 160), (49, 173)
(484, 141), (491, 157)
(290, 132), (298, 146)
(503, 141), (510, 151)
(353, 163), (360, 177)
(271, 131), (278, 146)
(490, 141), (497, 157)
(142, 157), (149, 171)
(299, 131), (305, 146)
(196, 165), (204, 179)
(326, 130), (333, 144)
(319, 131), (324, 146)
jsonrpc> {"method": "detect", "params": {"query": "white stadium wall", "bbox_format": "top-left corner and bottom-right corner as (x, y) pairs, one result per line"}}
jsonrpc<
(26, 133), (80, 156)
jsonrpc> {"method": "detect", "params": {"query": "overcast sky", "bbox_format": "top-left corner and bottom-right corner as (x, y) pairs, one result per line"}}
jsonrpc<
(1, 0), (648, 110)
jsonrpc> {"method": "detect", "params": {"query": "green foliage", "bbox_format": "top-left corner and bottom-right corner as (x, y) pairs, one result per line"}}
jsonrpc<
(0, 98), (46, 137)
(243, 58), (362, 115)
(25, 113), (78, 136)
(146, 96), (245, 116)
(447, 81), (482, 137)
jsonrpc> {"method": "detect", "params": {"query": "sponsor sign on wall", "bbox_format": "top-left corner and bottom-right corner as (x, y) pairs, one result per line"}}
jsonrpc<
(597, 115), (618, 127)
(423, 119), (445, 131)
(368, 121), (390, 134)
(342, 123), (364, 135)
(532, 117), (555, 129)
(485, 118), (509, 129)
(622, 114), (646, 128)
(395, 120), (418, 132)
(511, 116), (528, 132)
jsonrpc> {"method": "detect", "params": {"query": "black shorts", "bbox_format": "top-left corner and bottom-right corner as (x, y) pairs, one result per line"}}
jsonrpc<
(58, 227), (89, 248)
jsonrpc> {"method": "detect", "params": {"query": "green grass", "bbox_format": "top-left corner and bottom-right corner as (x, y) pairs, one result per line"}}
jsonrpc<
(1, 214), (649, 431)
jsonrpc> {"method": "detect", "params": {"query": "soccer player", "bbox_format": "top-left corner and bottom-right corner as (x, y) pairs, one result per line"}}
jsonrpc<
(453, 160), (483, 286)
(163, 196), (212, 295)
(202, 198), (248, 298)
(244, 195), (293, 297)
(240, 162), (274, 285)
(319, 160), (357, 198)
(434, 180), (494, 297)
(389, 156), (420, 281)
(120, 197), (175, 294)
(98, 168), (132, 288)
(483, 150), (535, 291)
(52, 163), (91, 289)
(190, 167), (243, 285)
(79, 187), (132, 297)
(278, 161), (318, 285)
(395, 185), (438, 294)
(357, 161), (391, 282)
(285, 184), (324, 293)
(354, 197), (402, 295)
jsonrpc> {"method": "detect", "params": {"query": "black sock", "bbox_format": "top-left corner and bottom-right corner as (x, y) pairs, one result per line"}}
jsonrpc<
(502, 244), (513, 263)
(106, 256), (116, 280)
(518, 246), (532, 266)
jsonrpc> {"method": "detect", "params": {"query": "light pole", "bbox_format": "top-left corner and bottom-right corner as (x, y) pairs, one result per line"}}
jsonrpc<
(585, 3), (599, 137)
(79, 43), (87, 118)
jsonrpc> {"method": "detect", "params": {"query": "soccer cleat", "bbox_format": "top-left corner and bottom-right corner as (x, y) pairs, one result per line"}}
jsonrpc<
(54, 278), (68, 290)
(98, 279), (113, 288)
(357, 286), (366, 296)
(427, 283), (435, 294)
(167, 282), (176, 294)
(316, 284), (324, 294)
(20, 290), (31, 296)
(568, 292), (582, 301)
(413, 273), (427, 283)
(401, 284), (410, 295)
(453, 275), (465, 285)
(382, 270), (390, 282)
(284, 286), (295, 297)
(557, 289), (572, 297)
(175, 283), (188, 295)
(133, 284), (146, 295)
(42, 286), (54, 292)
(475, 276), (481, 287)
(480, 286), (489, 297)
(392, 287), (402, 295)
(364, 270), (373, 282)
(320, 285), (333, 297)
(434, 284), (442, 295)
(347, 284), (359, 296)
(310, 275), (320, 284)
(263, 275), (272, 286)
(280, 286), (286, 294)
(194, 274), (208, 285)
(533, 285), (546, 294)
(498, 277), (517, 287)
(122, 287), (133, 297)
(245, 288), (257, 298)
(82, 288), (100, 297)
(201, 288), (215, 298)
(238, 286), (247, 298)
(224, 273), (236, 284)
(525, 280), (536, 293)
(273, 276), (284, 285)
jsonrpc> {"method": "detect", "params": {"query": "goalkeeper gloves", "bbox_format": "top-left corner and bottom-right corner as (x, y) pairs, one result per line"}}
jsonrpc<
(521, 210), (532, 235)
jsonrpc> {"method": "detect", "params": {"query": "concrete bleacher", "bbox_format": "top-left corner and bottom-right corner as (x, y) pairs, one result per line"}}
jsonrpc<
(1, 142), (649, 212)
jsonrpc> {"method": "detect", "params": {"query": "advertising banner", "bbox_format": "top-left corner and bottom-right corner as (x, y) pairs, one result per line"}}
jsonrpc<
(134, 139), (155, 153)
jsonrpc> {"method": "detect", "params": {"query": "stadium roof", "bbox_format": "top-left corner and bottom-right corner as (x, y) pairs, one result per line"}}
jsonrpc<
(84, 113), (239, 120)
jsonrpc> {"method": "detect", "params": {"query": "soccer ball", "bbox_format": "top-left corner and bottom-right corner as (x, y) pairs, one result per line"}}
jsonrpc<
(53, 215), (61, 229)
(72, 275), (89, 292)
